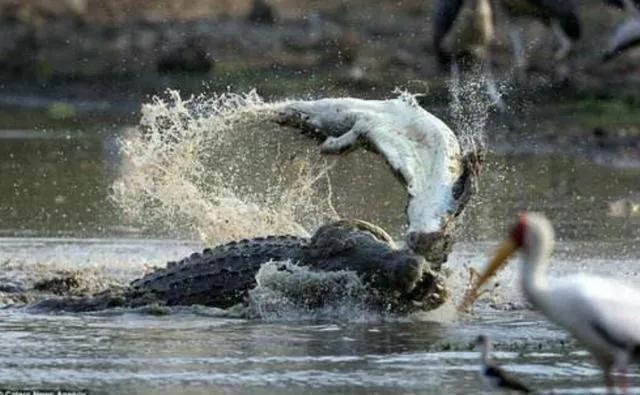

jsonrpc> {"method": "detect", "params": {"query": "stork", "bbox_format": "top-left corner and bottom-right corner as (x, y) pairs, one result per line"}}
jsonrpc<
(461, 213), (640, 393)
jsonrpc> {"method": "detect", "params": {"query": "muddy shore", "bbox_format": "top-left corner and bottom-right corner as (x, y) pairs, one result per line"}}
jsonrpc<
(0, 0), (639, 162)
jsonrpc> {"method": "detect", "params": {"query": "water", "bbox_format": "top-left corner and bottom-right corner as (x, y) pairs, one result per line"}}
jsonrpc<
(1, 92), (640, 394)
(1, 239), (639, 394)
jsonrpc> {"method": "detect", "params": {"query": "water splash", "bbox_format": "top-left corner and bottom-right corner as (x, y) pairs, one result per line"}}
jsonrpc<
(246, 261), (396, 322)
(111, 90), (338, 244)
(107, 86), (497, 320)
(447, 66), (496, 154)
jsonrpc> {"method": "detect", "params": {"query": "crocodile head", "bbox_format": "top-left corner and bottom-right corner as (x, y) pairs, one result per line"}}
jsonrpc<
(382, 250), (427, 294)
(398, 268), (448, 313)
(406, 231), (453, 271)
(372, 249), (449, 313)
(303, 219), (449, 312)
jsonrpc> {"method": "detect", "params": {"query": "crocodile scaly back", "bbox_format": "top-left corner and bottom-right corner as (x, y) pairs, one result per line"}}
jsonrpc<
(130, 236), (308, 308)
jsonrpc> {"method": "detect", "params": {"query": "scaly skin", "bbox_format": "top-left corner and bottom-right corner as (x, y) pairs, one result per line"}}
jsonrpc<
(29, 220), (447, 313)
(130, 235), (307, 308)
(128, 220), (445, 310)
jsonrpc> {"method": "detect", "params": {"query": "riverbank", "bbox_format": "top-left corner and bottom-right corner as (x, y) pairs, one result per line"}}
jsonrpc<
(0, 0), (639, 164)
(3, 76), (639, 169)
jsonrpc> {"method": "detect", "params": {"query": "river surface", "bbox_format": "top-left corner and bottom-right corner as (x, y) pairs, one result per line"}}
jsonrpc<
(0, 104), (639, 394)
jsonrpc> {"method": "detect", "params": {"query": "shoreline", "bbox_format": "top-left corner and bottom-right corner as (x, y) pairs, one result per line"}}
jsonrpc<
(1, 72), (638, 169)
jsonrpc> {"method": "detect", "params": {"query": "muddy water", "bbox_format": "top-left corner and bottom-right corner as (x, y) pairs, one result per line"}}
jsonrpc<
(1, 112), (639, 394)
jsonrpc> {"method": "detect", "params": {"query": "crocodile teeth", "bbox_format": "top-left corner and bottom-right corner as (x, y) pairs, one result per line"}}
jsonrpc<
(435, 284), (444, 292)
(412, 300), (424, 307)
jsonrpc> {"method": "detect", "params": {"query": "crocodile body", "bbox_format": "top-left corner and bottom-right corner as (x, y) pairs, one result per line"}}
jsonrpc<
(29, 220), (445, 313)
(130, 235), (307, 309)
(127, 220), (444, 311)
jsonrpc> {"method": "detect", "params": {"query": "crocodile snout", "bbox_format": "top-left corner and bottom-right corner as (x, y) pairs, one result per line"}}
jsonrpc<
(406, 231), (453, 270)
(392, 253), (427, 294)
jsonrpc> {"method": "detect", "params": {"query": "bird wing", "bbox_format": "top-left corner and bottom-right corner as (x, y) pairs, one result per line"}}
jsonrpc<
(546, 275), (640, 352)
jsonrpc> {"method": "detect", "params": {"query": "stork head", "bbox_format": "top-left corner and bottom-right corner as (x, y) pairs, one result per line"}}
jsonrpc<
(459, 212), (555, 311)
(475, 334), (489, 348)
(474, 335), (492, 362)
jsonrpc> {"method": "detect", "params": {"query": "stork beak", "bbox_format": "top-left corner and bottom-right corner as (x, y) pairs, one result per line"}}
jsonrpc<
(459, 238), (518, 311)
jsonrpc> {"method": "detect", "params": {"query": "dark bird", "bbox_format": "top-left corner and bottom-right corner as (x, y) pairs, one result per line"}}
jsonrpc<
(475, 335), (532, 393)
(604, 0), (640, 10)
(432, 0), (494, 68)
(432, 0), (581, 69)
(603, 0), (640, 61)
(431, 0), (505, 109)
(248, 0), (275, 25)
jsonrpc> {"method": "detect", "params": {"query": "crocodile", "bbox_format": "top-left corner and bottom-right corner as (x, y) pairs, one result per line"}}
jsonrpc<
(30, 219), (446, 313)
(28, 95), (483, 314)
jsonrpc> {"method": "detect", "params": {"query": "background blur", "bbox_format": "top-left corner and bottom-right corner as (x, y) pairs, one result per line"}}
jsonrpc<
(1, 0), (638, 103)
(0, 0), (639, 240)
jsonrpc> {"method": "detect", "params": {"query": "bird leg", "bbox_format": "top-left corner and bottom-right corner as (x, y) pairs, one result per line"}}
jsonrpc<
(550, 21), (573, 83)
(465, 265), (485, 286)
(551, 21), (573, 61)
(507, 26), (528, 80)
(604, 369), (615, 395)
(619, 370), (628, 395)
(319, 121), (365, 154)
(613, 353), (630, 395)
(622, 0), (640, 17)
(494, 0), (528, 80)
(482, 62), (506, 111)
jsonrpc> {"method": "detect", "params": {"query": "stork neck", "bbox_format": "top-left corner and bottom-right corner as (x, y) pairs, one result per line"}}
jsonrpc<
(520, 247), (551, 308)
(479, 342), (491, 365)
(623, 0), (640, 16)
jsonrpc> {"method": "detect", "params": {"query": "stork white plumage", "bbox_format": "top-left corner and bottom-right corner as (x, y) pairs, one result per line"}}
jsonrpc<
(461, 213), (640, 393)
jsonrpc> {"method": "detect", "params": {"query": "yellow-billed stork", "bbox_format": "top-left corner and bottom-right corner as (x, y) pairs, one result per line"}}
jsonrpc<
(461, 213), (640, 393)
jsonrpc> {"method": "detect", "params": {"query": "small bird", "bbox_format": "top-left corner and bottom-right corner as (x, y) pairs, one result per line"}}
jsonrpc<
(461, 213), (640, 394)
(475, 335), (532, 393)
